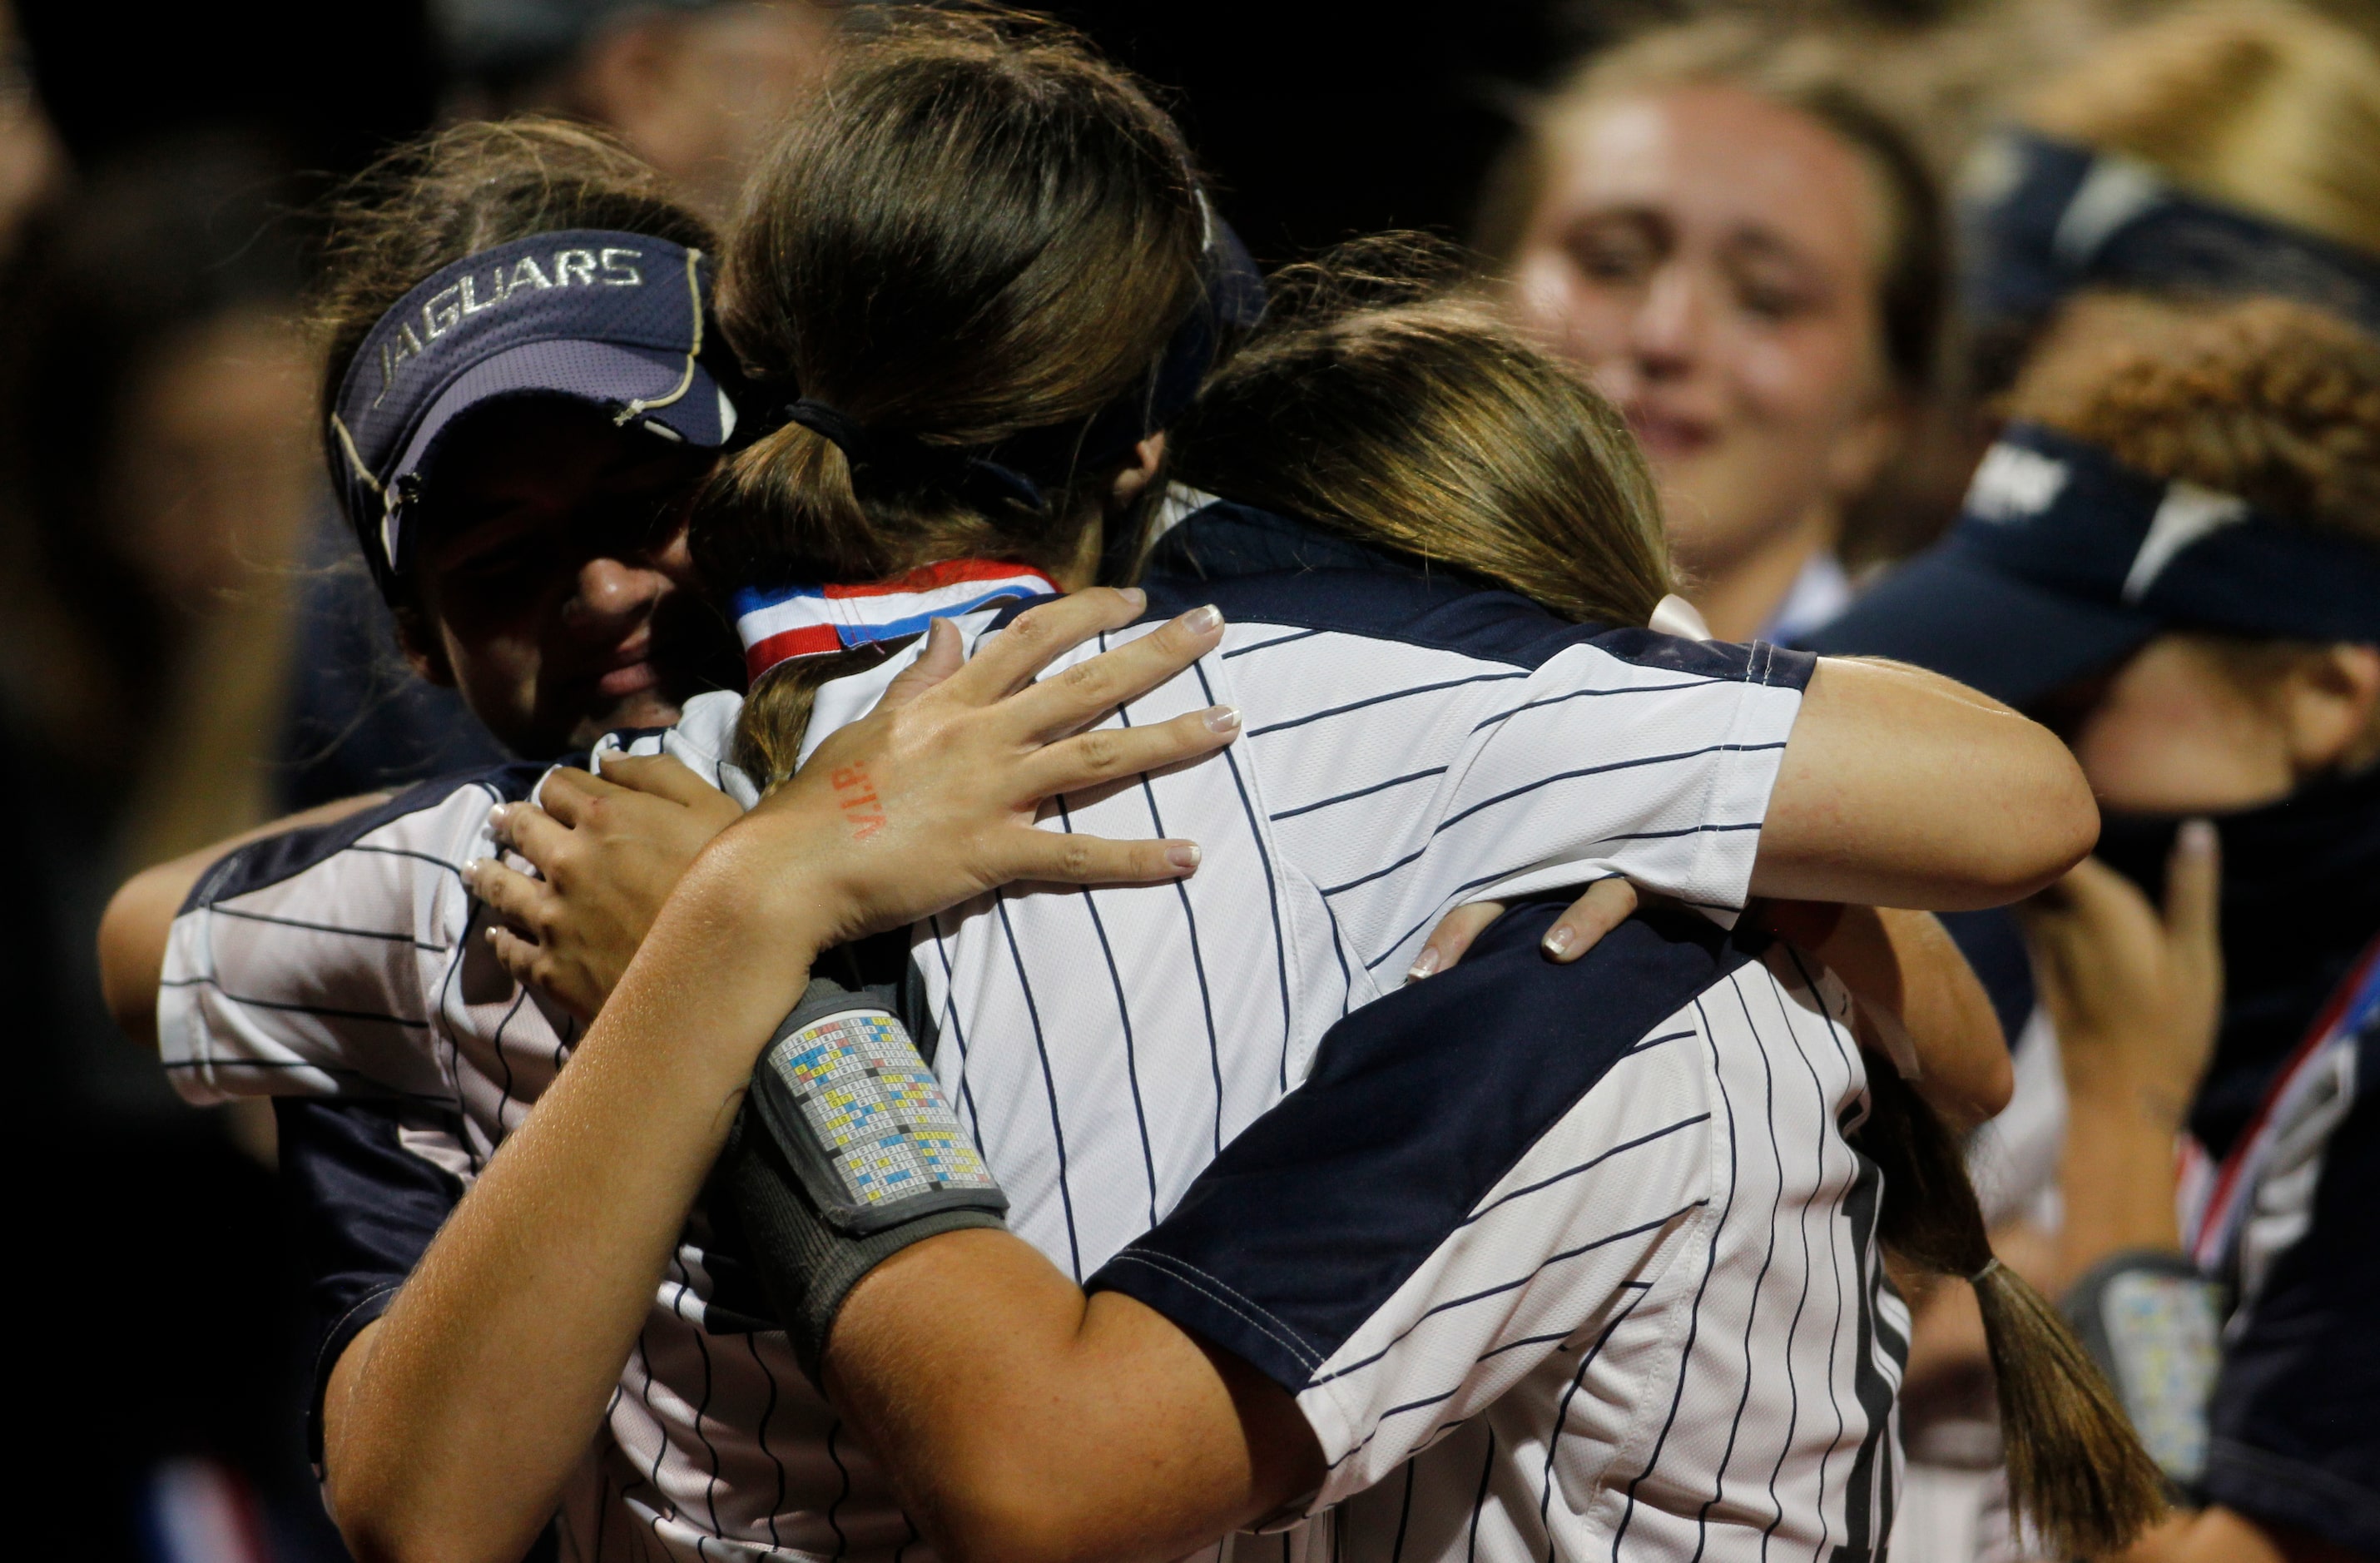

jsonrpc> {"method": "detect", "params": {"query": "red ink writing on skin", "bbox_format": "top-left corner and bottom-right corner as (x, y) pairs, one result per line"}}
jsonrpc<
(832, 763), (887, 840)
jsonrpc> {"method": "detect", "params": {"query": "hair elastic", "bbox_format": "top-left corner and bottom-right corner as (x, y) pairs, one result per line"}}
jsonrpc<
(731, 559), (1060, 679)
(1970, 1256), (2002, 1286)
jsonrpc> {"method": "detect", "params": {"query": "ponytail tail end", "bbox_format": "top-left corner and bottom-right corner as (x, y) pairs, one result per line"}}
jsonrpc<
(1975, 1261), (2171, 1556)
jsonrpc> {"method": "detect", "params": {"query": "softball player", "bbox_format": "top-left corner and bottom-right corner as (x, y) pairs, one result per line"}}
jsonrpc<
(136, 17), (2107, 1562)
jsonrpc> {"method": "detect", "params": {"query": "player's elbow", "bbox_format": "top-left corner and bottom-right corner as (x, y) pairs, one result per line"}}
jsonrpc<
(1962, 725), (2099, 907)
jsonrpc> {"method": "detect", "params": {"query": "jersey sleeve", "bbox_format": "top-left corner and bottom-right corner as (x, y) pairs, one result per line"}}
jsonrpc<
(274, 1096), (472, 1464)
(1440, 631), (1811, 915)
(1086, 901), (1737, 1507)
(156, 764), (546, 1104)
(1240, 609), (1812, 976)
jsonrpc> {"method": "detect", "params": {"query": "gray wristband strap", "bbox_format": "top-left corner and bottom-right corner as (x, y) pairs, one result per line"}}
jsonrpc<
(2060, 1248), (2225, 1491)
(726, 976), (1007, 1384)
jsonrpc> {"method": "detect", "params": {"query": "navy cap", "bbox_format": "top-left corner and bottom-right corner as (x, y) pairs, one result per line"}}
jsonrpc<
(1962, 129), (2380, 345)
(329, 229), (734, 601)
(1803, 424), (2380, 709)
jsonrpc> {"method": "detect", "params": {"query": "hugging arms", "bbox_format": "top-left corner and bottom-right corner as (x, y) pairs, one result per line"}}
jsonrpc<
(101, 596), (2082, 1563)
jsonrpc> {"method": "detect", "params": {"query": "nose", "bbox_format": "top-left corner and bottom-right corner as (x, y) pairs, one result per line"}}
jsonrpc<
(1627, 265), (1707, 383)
(565, 552), (667, 633)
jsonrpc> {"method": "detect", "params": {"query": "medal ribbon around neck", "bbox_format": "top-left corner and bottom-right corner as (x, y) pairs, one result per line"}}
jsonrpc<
(731, 560), (1060, 680)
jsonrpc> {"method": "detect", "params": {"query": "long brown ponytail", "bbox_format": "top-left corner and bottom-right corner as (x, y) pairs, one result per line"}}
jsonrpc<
(1860, 1064), (2169, 1555)
(692, 8), (1207, 786)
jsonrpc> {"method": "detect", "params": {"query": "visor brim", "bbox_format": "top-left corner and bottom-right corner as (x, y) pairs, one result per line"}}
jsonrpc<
(390, 337), (731, 489)
(1798, 543), (2159, 710)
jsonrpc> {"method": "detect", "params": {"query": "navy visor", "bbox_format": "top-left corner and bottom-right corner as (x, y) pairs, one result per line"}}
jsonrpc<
(328, 230), (733, 600)
(1805, 424), (2380, 709)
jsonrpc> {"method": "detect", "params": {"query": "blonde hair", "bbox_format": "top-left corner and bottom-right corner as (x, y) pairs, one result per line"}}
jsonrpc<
(2024, 0), (2380, 257)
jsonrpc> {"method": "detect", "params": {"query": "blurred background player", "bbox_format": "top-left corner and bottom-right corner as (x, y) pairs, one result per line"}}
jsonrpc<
(1476, 16), (1957, 645)
(1818, 293), (2380, 1563)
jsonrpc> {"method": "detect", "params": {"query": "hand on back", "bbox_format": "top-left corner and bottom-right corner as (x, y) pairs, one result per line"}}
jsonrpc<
(470, 588), (1240, 1012)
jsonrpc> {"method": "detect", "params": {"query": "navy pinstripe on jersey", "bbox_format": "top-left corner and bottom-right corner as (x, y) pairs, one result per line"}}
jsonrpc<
(1093, 901), (1906, 1563)
(159, 505), (1818, 1561)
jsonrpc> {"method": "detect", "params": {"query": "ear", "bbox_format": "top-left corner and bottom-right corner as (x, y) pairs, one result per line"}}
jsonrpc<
(1108, 433), (1167, 510)
(2282, 643), (2380, 777)
(393, 606), (459, 689)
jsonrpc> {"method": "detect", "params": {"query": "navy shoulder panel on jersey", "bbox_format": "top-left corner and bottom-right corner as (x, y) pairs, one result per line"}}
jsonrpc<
(2201, 1053), (2380, 1555)
(1087, 900), (1758, 1392)
(1129, 502), (1815, 689)
(275, 1097), (469, 1461)
(184, 757), (565, 913)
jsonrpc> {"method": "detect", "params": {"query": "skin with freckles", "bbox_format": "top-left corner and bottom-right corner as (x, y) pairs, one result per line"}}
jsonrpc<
(1505, 84), (1901, 640)
(401, 398), (742, 757)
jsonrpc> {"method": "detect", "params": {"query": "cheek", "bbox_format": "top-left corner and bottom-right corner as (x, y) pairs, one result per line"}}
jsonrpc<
(2070, 661), (2291, 812)
(1726, 320), (1867, 429)
(436, 614), (543, 720)
(1509, 251), (1634, 371)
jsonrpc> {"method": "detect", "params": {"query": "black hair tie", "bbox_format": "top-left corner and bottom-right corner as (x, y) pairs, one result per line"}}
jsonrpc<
(779, 396), (1046, 511)
(782, 398), (873, 462)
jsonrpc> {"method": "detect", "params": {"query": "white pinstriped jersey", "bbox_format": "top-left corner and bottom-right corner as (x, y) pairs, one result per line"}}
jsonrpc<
(158, 507), (1892, 1561)
(1091, 901), (1905, 1563)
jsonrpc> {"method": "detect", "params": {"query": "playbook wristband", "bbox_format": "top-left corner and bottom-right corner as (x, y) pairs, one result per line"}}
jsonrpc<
(2060, 1248), (2224, 1493)
(727, 978), (1008, 1384)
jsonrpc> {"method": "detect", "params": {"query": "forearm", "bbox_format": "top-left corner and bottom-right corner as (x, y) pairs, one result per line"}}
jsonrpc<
(325, 850), (828, 1563)
(824, 1231), (1316, 1563)
(1766, 902), (2013, 1129)
(2054, 1055), (2187, 1287)
(99, 791), (393, 1049)
(1753, 658), (2097, 910)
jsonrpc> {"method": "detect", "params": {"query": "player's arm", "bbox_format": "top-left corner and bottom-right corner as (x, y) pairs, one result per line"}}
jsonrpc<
(319, 596), (1239, 1563)
(1763, 901), (2012, 1128)
(825, 1232), (1316, 1563)
(1750, 656), (2097, 909)
(97, 791), (394, 1050)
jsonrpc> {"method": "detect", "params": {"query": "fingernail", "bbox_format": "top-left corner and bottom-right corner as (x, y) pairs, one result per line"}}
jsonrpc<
(1543, 925), (1576, 959)
(1183, 604), (1222, 634)
(2179, 819), (2216, 855)
(1204, 705), (1242, 735)
(1167, 841), (1202, 871)
(1406, 945), (1441, 984)
(461, 857), (485, 887)
(486, 803), (508, 830)
(1119, 587), (1146, 611)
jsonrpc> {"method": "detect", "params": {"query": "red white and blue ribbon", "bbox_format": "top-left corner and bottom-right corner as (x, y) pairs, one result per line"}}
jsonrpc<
(2178, 934), (2379, 1273)
(731, 560), (1059, 680)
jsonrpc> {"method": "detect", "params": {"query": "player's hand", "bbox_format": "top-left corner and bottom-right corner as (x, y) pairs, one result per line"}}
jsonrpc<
(465, 757), (747, 1021)
(688, 589), (1239, 961)
(1407, 879), (1642, 982)
(2018, 825), (2223, 1133)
